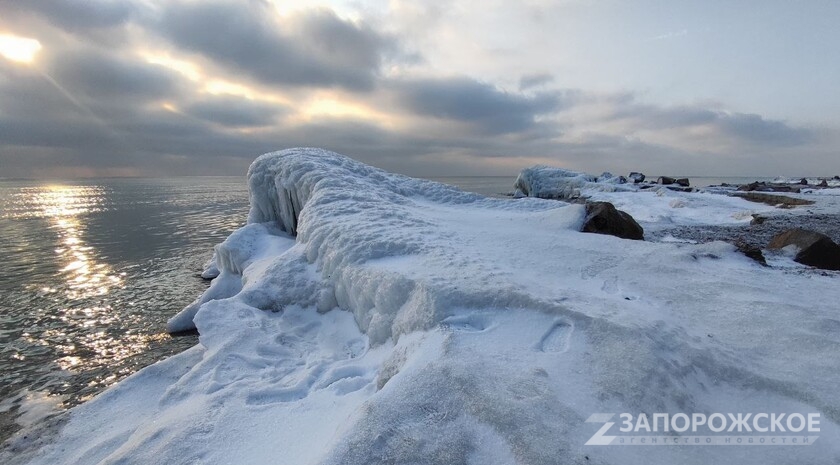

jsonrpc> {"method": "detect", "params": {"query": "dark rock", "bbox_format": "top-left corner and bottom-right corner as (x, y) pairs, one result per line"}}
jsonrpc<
(819, 179), (829, 188)
(675, 178), (690, 187)
(737, 181), (800, 193)
(582, 202), (644, 240)
(617, 176), (627, 184)
(657, 176), (675, 185)
(732, 192), (814, 207)
(738, 181), (761, 191)
(665, 186), (693, 192)
(834, 175), (840, 181)
(768, 229), (840, 271)
(628, 172), (645, 183)
(800, 178), (809, 185)
(735, 241), (767, 266)
(750, 214), (766, 225)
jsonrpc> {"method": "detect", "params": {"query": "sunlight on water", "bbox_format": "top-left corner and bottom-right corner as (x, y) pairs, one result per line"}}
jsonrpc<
(12, 185), (154, 376)
(52, 215), (123, 300)
(0, 178), (250, 441)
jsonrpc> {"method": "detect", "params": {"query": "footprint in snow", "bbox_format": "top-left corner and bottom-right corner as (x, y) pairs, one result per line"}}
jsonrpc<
(535, 320), (573, 353)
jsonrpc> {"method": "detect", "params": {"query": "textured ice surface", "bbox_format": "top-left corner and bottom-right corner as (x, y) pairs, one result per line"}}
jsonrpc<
(515, 165), (599, 199)
(8, 149), (840, 465)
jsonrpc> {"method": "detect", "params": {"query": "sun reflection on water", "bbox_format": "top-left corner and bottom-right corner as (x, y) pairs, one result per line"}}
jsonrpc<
(16, 185), (163, 377)
(30, 186), (124, 300)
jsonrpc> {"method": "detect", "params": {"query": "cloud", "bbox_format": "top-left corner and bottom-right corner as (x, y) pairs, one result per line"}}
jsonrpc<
(390, 77), (564, 134)
(5, 0), (141, 32)
(0, 1), (832, 179)
(717, 112), (811, 146)
(519, 73), (554, 91)
(45, 47), (182, 102)
(182, 96), (286, 128)
(151, 1), (395, 91)
(605, 98), (811, 146)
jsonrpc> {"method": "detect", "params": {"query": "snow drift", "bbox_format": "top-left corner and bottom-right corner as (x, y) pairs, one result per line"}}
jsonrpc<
(8, 148), (840, 465)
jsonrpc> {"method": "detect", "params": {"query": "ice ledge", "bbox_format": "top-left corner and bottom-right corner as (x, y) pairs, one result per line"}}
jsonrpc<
(168, 148), (582, 338)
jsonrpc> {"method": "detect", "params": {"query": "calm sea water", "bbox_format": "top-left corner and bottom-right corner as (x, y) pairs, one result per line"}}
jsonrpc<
(0, 177), (249, 440)
(0, 172), (775, 442)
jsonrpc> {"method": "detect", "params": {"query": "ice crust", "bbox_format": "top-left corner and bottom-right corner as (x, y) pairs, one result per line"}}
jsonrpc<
(10, 148), (840, 465)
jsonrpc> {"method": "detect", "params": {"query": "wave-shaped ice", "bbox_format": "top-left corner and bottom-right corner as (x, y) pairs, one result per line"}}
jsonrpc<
(9, 148), (840, 465)
(169, 148), (583, 341)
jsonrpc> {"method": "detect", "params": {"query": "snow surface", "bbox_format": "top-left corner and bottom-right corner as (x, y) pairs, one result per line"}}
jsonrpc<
(515, 164), (840, 235)
(7, 148), (840, 465)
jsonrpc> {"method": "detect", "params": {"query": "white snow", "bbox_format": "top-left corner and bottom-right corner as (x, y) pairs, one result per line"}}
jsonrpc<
(7, 148), (840, 465)
(587, 187), (777, 230)
(514, 165), (785, 230)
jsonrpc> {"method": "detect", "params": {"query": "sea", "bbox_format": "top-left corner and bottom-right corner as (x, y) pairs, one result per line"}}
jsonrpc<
(0, 174), (777, 442)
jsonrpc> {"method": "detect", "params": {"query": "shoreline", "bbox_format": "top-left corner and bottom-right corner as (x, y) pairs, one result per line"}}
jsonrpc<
(3, 156), (840, 464)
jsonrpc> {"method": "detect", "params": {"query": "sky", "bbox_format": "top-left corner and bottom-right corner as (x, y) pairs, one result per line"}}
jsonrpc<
(0, 0), (838, 179)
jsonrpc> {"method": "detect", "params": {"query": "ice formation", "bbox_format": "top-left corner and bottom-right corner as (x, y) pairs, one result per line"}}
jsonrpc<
(8, 148), (840, 465)
(513, 166), (639, 200)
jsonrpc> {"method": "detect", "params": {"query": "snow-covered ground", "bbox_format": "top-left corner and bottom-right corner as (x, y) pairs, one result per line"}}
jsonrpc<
(5, 149), (840, 465)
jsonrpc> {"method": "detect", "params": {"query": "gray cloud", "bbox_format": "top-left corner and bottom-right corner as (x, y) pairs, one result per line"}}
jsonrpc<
(391, 77), (564, 134)
(183, 96), (286, 128)
(0, 1), (831, 179)
(519, 73), (554, 91)
(151, 1), (394, 91)
(45, 48), (182, 102)
(717, 112), (811, 146)
(609, 104), (718, 129)
(607, 98), (811, 146)
(4, 0), (140, 32)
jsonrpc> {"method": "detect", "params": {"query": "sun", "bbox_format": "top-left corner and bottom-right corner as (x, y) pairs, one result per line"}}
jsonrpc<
(0, 33), (42, 64)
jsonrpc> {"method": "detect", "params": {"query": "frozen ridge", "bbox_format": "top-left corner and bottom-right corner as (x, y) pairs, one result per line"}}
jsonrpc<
(7, 148), (840, 465)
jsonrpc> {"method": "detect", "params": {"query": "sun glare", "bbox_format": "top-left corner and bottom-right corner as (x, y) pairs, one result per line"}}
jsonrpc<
(0, 33), (42, 64)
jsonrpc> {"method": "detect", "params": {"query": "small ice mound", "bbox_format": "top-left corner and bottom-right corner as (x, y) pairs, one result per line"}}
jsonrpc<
(514, 165), (596, 200)
(167, 223), (295, 333)
(659, 234), (697, 244)
(201, 257), (220, 279)
(731, 210), (755, 221)
(513, 166), (638, 200)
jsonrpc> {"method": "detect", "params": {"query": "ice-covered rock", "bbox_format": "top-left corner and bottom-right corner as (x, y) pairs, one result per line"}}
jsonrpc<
(597, 172), (626, 184)
(628, 172), (646, 183)
(513, 165), (637, 200)
(513, 165), (596, 200)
